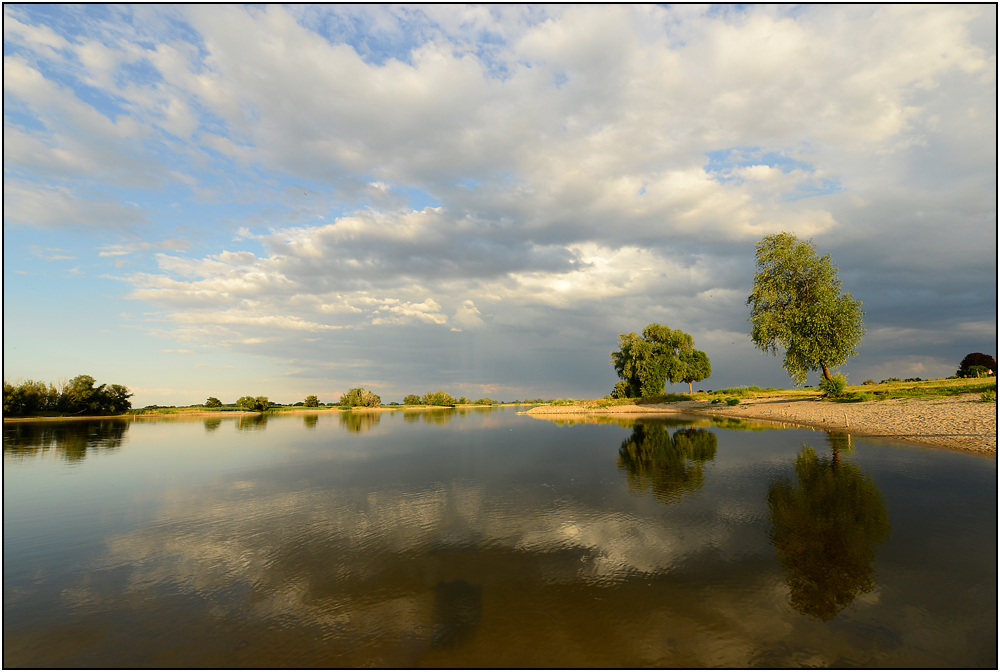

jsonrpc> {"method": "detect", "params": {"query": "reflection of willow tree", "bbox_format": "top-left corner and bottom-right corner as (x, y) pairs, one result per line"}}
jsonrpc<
(203, 418), (222, 433)
(616, 424), (717, 504)
(3, 420), (129, 462)
(767, 435), (891, 621)
(302, 414), (319, 429)
(237, 414), (269, 432)
(339, 411), (382, 433)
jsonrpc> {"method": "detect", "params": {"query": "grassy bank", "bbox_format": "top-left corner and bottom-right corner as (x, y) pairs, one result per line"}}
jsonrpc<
(530, 377), (996, 411)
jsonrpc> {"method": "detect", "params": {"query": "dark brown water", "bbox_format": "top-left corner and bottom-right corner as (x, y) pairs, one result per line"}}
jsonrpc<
(3, 409), (996, 667)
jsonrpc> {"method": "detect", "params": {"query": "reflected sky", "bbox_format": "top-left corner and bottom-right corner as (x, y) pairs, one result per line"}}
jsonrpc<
(3, 410), (996, 667)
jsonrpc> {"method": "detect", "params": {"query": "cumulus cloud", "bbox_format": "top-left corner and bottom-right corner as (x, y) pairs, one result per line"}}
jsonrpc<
(3, 4), (995, 395)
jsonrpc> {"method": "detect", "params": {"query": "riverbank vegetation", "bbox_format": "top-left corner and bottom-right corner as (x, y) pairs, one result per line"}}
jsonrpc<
(3, 375), (132, 417)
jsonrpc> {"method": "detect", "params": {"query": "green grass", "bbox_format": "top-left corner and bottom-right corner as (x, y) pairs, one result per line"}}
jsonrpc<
(825, 377), (996, 402)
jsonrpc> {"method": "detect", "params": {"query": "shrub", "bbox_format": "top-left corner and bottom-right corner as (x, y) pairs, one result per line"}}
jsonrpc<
(861, 379), (876, 386)
(819, 373), (848, 397)
(852, 392), (875, 402)
(725, 398), (740, 406)
(963, 366), (988, 379)
(880, 377), (901, 384)
(711, 398), (721, 404)
(610, 381), (631, 400)
(981, 389), (997, 403)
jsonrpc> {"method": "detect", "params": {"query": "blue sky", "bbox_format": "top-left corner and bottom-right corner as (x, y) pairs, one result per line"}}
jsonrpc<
(4, 5), (997, 406)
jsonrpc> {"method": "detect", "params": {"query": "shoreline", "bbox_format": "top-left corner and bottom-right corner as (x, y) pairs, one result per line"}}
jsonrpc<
(1, 404), (509, 424)
(524, 394), (997, 456)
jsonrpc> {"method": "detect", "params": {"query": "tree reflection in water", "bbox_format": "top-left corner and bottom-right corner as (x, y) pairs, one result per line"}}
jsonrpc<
(237, 414), (269, 432)
(302, 414), (319, 429)
(616, 423), (718, 504)
(767, 433), (892, 621)
(203, 418), (222, 433)
(2, 420), (129, 462)
(339, 411), (382, 433)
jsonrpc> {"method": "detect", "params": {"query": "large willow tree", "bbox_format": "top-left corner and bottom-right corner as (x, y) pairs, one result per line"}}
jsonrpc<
(611, 323), (709, 397)
(747, 233), (865, 383)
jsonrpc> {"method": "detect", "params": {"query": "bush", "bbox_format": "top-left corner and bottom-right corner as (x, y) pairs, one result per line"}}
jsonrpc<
(725, 398), (740, 406)
(711, 398), (721, 404)
(963, 366), (989, 379)
(610, 381), (631, 400)
(851, 392), (875, 402)
(861, 379), (875, 386)
(819, 373), (848, 397)
(981, 389), (996, 403)
(880, 377), (901, 384)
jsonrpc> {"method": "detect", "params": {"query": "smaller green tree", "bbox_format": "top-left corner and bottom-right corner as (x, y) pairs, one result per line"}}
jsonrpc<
(679, 349), (712, 394)
(205, 397), (223, 408)
(303, 395), (320, 407)
(403, 394), (421, 405)
(611, 324), (697, 397)
(458, 396), (470, 405)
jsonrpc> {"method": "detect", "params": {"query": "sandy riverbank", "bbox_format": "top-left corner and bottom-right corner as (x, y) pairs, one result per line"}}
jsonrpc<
(525, 394), (997, 456)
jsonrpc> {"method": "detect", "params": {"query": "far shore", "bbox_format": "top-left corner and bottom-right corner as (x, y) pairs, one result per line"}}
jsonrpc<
(523, 394), (997, 456)
(1, 404), (512, 424)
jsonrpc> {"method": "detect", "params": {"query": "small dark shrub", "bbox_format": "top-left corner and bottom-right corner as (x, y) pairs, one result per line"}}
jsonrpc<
(819, 373), (848, 397)
(725, 398), (740, 406)
(861, 379), (876, 386)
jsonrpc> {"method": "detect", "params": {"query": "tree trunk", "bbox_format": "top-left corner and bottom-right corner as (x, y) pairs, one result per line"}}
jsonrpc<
(821, 362), (832, 381)
(688, 381), (693, 394)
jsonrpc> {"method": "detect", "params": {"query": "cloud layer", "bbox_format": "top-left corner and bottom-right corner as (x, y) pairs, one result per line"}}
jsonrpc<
(3, 5), (996, 403)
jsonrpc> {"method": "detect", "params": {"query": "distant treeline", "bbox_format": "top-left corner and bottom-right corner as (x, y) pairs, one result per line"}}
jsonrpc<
(3, 375), (133, 417)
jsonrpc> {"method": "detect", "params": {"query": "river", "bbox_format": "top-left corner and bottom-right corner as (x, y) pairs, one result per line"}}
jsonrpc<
(3, 408), (996, 667)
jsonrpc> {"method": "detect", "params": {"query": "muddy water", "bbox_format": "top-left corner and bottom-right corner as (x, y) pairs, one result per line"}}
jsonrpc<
(3, 409), (996, 667)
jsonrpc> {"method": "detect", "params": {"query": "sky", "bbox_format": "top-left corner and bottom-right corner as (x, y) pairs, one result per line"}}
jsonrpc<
(3, 4), (997, 407)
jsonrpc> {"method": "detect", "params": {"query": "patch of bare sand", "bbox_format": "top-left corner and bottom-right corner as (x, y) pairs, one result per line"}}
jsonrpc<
(523, 395), (997, 456)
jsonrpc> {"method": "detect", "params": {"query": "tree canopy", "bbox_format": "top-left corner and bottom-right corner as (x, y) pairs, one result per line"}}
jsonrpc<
(3, 375), (132, 417)
(204, 397), (223, 408)
(421, 390), (457, 406)
(679, 349), (712, 394)
(610, 324), (709, 397)
(339, 388), (381, 407)
(303, 395), (320, 407)
(236, 395), (270, 412)
(747, 232), (865, 383)
(957, 353), (996, 377)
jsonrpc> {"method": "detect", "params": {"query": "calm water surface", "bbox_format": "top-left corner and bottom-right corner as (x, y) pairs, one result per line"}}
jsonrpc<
(3, 408), (996, 667)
